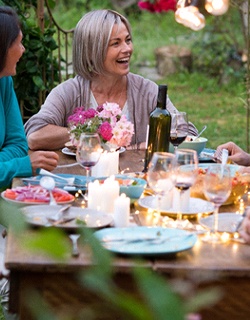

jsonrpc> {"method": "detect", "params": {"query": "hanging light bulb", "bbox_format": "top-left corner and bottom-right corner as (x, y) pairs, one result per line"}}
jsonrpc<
(205, 0), (229, 16)
(175, 0), (205, 31)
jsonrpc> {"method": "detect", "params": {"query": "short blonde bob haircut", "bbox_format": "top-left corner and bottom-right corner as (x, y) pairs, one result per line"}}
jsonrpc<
(73, 9), (132, 80)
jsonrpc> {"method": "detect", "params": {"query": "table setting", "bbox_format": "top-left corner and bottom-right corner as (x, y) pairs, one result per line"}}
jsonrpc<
(4, 115), (250, 255)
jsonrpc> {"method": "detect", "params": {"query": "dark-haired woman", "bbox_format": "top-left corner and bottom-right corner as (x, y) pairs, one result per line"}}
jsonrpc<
(0, 6), (59, 189)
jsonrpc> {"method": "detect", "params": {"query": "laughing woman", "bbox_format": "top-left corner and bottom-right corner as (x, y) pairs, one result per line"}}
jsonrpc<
(24, 9), (198, 151)
(0, 6), (59, 189)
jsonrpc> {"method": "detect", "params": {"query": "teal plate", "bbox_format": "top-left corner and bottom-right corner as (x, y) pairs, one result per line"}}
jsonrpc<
(22, 173), (91, 191)
(94, 227), (197, 257)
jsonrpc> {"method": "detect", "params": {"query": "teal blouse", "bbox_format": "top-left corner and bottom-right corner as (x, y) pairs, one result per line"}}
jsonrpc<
(0, 77), (32, 189)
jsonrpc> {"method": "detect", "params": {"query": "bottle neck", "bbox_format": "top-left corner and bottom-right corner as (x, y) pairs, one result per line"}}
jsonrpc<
(157, 85), (167, 109)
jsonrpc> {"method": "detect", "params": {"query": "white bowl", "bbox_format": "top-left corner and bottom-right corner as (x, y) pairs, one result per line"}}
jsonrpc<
(169, 136), (208, 155)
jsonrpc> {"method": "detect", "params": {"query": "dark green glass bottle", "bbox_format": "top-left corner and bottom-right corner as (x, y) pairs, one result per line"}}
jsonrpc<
(143, 85), (171, 172)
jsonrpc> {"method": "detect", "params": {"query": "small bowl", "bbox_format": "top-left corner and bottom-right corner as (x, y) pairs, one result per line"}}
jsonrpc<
(97, 175), (147, 199)
(169, 136), (208, 155)
(116, 175), (147, 199)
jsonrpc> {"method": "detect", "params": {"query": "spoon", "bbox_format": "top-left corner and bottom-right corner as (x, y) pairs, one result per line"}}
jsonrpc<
(40, 176), (57, 205)
(47, 204), (72, 223)
(69, 234), (80, 257)
(193, 125), (207, 141)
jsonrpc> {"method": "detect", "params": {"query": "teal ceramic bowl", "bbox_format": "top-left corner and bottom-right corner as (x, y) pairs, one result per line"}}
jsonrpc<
(116, 175), (147, 199)
(169, 136), (208, 155)
(97, 175), (147, 199)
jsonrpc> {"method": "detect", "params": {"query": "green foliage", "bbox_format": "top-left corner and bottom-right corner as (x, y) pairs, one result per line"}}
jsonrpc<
(191, 8), (245, 83)
(2, 0), (59, 119)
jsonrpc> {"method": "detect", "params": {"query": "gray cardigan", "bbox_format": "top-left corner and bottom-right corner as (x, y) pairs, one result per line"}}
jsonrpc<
(24, 73), (198, 145)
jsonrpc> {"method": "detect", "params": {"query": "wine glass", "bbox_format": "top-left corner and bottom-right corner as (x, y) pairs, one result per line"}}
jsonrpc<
(170, 112), (189, 151)
(147, 152), (176, 225)
(173, 149), (198, 223)
(201, 164), (232, 243)
(76, 133), (102, 194)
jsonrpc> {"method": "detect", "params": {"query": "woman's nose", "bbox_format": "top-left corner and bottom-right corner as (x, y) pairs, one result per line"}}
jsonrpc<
(122, 42), (133, 53)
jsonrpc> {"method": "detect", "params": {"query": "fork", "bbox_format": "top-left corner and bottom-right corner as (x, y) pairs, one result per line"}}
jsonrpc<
(101, 234), (193, 245)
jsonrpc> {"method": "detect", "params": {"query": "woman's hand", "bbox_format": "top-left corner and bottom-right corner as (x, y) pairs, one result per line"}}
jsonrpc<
(29, 151), (59, 175)
(215, 141), (250, 166)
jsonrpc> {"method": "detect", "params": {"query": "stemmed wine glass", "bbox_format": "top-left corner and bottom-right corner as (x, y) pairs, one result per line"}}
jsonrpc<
(170, 112), (189, 151)
(147, 152), (176, 225)
(201, 164), (232, 243)
(173, 149), (198, 223)
(76, 132), (102, 194)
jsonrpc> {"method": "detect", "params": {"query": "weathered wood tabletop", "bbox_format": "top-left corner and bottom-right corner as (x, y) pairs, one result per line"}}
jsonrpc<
(5, 149), (250, 320)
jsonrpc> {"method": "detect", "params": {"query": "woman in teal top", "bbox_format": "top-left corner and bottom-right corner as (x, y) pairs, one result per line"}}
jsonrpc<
(0, 6), (59, 189)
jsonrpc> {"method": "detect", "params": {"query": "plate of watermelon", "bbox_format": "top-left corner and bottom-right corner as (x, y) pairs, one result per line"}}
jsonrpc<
(1, 185), (75, 205)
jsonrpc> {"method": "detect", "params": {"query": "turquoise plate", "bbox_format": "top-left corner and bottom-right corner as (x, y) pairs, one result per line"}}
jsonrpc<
(22, 173), (91, 191)
(94, 227), (197, 256)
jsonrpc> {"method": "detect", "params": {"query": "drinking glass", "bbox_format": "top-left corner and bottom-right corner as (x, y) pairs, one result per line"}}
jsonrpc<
(76, 133), (102, 193)
(147, 152), (176, 224)
(170, 112), (189, 151)
(174, 149), (198, 221)
(202, 164), (232, 243)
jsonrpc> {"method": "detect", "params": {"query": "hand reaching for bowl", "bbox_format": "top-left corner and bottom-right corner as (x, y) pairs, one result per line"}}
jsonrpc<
(215, 142), (250, 166)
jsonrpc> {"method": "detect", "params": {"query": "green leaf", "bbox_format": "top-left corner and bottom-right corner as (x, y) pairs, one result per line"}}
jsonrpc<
(22, 228), (70, 260)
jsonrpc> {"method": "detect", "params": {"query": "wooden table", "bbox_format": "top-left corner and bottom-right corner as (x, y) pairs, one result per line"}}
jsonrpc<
(5, 149), (250, 319)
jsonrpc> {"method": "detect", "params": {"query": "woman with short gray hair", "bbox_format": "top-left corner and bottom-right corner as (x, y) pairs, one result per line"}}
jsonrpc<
(25, 9), (198, 151)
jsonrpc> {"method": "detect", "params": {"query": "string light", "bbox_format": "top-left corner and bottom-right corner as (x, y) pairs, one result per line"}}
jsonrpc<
(175, 0), (230, 31)
(205, 0), (229, 16)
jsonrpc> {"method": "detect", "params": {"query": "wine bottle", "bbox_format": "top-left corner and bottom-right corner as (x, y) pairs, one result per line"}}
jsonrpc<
(143, 85), (171, 172)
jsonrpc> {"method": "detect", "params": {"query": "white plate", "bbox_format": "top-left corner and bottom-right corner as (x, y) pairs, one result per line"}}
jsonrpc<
(62, 147), (76, 156)
(62, 146), (126, 157)
(199, 213), (243, 233)
(94, 227), (197, 256)
(138, 196), (214, 215)
(21, 205), (113, 229)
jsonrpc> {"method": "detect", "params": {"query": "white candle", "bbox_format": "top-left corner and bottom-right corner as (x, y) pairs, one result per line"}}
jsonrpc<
(114, 193), (130, 227)
(91, 151), (119, 177)
(88, 180), (102, 210)
(172, 187), (190, 212)
(100, 175), (120, 213)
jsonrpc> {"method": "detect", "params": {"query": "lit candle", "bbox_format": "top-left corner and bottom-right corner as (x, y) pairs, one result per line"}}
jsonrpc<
(114, 193), (130, 227)
(88, 180), (102, 210)
(100, 175), (120, 213)
(91, 151), (119, 177)
(172, 187), (190, 212)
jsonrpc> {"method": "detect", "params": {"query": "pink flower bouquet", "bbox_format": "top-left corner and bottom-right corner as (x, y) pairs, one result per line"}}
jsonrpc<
(67, 102), (134, 151)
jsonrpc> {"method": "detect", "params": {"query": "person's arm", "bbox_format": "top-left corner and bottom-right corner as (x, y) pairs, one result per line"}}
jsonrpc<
(25, 77), (82, 151)
(27, 125), (70, 151)
(0, 77), (28, 162)
(215, 142), (250, 166)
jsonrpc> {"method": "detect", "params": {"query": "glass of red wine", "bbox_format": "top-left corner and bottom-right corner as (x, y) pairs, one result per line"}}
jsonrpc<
(170, 112), (189, 151)
(76, 132), (102, 193)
